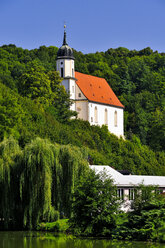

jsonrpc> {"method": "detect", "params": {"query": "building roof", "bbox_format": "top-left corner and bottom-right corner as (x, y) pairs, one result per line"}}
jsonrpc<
(75, 71), (124, 108)
(91, 165), (165, 188)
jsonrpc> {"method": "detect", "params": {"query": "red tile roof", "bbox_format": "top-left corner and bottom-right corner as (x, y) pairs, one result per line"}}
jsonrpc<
(75, 72), (124, 108)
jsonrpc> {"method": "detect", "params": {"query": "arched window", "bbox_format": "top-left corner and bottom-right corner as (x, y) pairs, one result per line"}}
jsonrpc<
(94, 106), (98, 123)
(72, 86), (74, 93)
(114, 111), (117, 127)
(105, 108), (108, 125)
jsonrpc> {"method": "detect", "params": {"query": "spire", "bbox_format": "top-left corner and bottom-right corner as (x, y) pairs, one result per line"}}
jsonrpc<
(63, 25), (68, 45)
(57, 25), (74, 59)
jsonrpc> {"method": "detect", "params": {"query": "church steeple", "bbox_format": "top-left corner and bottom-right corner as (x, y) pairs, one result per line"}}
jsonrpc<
(57, 26), (74, 60)
(56, 26), (76, 113)
(63, 29), (68, 46)
(56, 26), (75, 78)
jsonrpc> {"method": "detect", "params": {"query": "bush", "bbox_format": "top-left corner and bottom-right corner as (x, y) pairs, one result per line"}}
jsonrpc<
(37, 219), (69, 232)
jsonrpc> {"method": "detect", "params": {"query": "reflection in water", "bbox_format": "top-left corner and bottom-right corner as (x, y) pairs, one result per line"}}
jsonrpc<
(0, 232), (165, 248)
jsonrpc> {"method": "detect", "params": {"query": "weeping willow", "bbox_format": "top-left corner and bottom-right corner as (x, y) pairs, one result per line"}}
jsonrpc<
(58, 145), (89, 217)
(50, 143), (62, 212)
(20, 137), (56, 229)
(0, 137), (89, 230)
(0, 137), (21, 229)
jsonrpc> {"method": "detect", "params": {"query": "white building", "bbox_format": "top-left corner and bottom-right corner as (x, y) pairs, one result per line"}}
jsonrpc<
(56, 30), (124, 137)
(91, 165), (165, 211)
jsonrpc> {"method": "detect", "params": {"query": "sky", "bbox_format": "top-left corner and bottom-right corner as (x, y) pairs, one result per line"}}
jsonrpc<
(0, 0), (165, 54)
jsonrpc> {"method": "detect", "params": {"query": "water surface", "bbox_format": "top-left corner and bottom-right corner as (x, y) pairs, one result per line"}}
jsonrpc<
(0, 232), (165, 248)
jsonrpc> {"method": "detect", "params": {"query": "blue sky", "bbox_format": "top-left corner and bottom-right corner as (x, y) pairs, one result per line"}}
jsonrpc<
(0, 0), (165, 53)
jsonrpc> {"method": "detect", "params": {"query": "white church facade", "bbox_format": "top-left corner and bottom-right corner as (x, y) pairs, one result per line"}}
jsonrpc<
(56, 30), (124, 137)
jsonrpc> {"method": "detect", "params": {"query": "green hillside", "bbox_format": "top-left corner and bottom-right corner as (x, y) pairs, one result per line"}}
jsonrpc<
(0, 44), (164, 176)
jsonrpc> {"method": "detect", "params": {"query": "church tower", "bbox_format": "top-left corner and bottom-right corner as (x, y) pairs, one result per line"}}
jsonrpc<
(56, 27), (76, 111)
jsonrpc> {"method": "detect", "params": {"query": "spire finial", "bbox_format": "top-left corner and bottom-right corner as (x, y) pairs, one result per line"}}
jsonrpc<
(63, 24), (68, 45)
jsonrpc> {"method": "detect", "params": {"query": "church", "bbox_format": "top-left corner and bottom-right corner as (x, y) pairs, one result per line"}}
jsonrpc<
(56, 29), (124, 137)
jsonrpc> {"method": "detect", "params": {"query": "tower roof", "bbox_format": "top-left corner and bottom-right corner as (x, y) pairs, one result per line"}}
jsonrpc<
(75, 72), (124, 108)
(57, 30), (74, 60)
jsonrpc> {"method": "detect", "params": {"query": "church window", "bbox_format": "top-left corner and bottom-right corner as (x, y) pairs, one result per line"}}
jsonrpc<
(105, 108), (108, 125)
(78, 93), (81, 97)
(91, 117), (93, 122)
(72, 68), (74, 77)
(94, 106), (98, 123)
(72, 86), (74, 93)
(61, 68), (63, 77)
(114, 111), (117, 127)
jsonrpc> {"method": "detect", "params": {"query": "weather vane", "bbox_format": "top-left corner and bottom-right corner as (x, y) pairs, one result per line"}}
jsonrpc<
(64, 22), (66, 30)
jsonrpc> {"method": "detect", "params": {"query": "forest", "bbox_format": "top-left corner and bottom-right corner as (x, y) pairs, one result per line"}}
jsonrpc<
(0, 44), (165, 238)
(0, 44), (164, 151)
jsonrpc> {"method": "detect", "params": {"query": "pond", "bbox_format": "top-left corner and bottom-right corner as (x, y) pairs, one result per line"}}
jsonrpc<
(0, 232), (165, 248)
